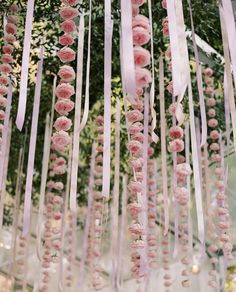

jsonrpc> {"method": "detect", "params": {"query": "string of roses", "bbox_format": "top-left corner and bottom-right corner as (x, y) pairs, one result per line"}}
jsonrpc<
(41, 0), (79, 290)
(162, 0), (193, 288)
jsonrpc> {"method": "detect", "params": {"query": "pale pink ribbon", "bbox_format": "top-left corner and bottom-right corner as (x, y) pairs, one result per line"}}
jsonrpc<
(219, 6), (236, 153)
(147, 0), (158, 144)
(22, 46), (44, 236)
(77, 143), (96, 292)
(0, 82), (12, 195)
(188, 0), (207, 147)
(102, 5), (113, 199)
(120, 0), (136, 104)
(188, 81), (205, 245)
(70, 14), (85, 212)
(16, 0), (35, 131)
(111, 97), (121, 291)
(159, 56), (169, 235)
(221, 0), (236, 89)
(78, 2), (92, 132)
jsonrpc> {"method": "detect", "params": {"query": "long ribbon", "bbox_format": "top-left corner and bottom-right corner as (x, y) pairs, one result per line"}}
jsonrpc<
(111, 97), (121, 291)
(69, 14), (85, 212)
(102, 2), (113, 199)
(219, 6), (236, 153)
(0, 82), (12, 198)
(78, 1), (92, 132)
(159, 56), (169, 235)
(16, 0), (35, 131)
(224, 70), (231, 149)
(188, 81), (205, 245)
(188, 0), (207, 147)
(120, 0), (136, 104)
(22, 46), (44, 236)
(221, 0), (236, 88)
(147, 0), (158, 144)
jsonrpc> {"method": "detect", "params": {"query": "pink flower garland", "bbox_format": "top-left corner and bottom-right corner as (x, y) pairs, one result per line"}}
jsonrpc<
(41, 1), (78, 289)
(0, 4), (18, 147)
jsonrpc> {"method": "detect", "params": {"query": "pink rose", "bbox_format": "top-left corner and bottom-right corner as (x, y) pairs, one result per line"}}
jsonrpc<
(0, 64), (12, 74)
(133, 27), (151, 46)
(54, 212), (62, 220)
(208, 118), (218, 128)
(162, 0), (167, 9)
(174, 187), (189, 206)
(132, 5), (139, 16)
(169, 139), (184, 153)
(128, 122), (143, 134)
(210, 142), (219, 151)
(128, 157), (144, 170)
(54, 182), (64, 191)
(131, 0), (145, 6)
(56, 83), (75, 99)
(176, 163), (192, 180)
(0, 85), (8, 96)
(166, 81), (173, 94)
(51, 143), (66, 152)
(132, 132), (144, 142)
(162, 22), (169, 37)
(55, 98), (74, 116)
(132, 15), (150, 31)
(7, 15), (18, 24)
(132, 98), (144, 111)
(58, 65), (75, 82)
(1, 54), (13, 63)
(169, 102), (182, 115)
(47, 180), (55, 189)
(165, 46), (171, 59)
(59, 34), (75, 46)
(135, 67), (151, 88)
(127, 140), (142, 153)
(59, 7), (79, 20)
(205, 78), (213, 85)
(3, 44), (14, 55)
(52, 130), (71, 147)
(61, 20), (76, 33)
(131, 239), (145, 249)
(148, 147), (154, 157)
(205, 87), (214, 95)
(129, 223), (145, 236)
(207, 97), (216, 107)
(62, 0), (80, 5)
(58, 47), (76, 63)
(211, 153), (221, 162)
(204, 68), (213, 77)
(54, 157), (66, 166)
(5, 34), (16, 43)
(0, 110), (5, 121)
(5, 23), (17, 35)
(177, 155), (185, 164)
(169, 126), (184, 140)
(53, 166), (66, 175)
(134, 46), (150, 67)
(95, 115), (104, 125)
(54, 116), (72, 131)
(0, 76), (9, 85)
(127, 110), (143, 123)
(128, 181), (143, 193)
(0, 97), (7, 107)
(210, 130), (220, 140)
(207, 108), (216, 117)
(10, 3), (19, 13)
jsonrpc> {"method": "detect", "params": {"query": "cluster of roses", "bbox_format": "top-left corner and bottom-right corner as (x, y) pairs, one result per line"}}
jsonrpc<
(64, 211), (74, 288)
(204, 67), (233, 288)
(126, 0), (153, 282)
(87, 115), (105, 291)
(40, 0), (79, 290)
(14, 235), (27, 288)
(162, 0), (193, 288)
(0, 4), (18, 146)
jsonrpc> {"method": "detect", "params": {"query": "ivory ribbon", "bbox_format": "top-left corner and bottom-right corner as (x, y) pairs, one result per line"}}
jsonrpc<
(77, 143), (96, 292)
(0, 82), (12, 198)
(219, 7), (236, 153)
(120, 0), (136, 104)
(22, 46), (44, 236)
(221, 0), (236, 88)
(188, 81), (205, 244)
(102, 3), (113, 199)
(69, 14), (85, 212)
(111, 97), (121, 291)
(78, 1), (92, 132)
(188, 0), (207, 147)
(16, 0), (35, 131)
(159, 56), (169, 235)
(147, 0), (158, 143)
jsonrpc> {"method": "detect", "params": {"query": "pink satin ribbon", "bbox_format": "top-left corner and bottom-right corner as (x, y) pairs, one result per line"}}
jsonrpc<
(102, 3), (113, 199)
(159, 56), (169, 235)
(188, 0), (207, 147)
(120, 0), (136, 104)
(22, 47), (44, 236)
(16, 0), (35, 131)
(70, 14), (85, 212)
